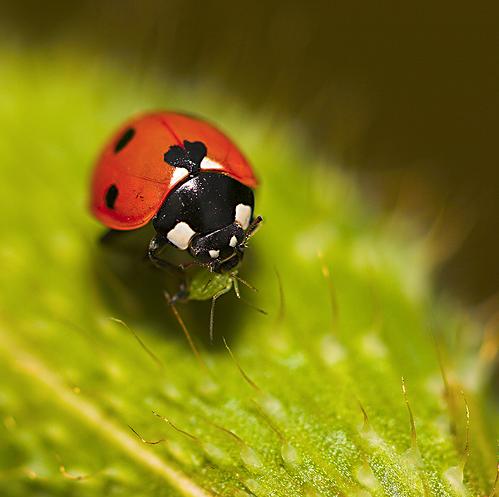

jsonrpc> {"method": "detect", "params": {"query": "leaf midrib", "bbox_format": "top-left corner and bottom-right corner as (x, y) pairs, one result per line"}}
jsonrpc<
(0, 325), (214, 497)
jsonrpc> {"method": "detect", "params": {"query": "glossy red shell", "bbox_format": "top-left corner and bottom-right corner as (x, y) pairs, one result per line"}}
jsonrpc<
(90, 112), (258, 230)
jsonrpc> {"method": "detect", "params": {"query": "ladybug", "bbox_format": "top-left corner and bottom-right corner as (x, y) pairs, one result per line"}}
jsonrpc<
(91, 112), (262, 293)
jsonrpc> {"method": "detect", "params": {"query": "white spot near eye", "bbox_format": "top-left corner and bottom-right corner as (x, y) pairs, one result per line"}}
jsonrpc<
(200, 157), (224, 170)
(169, 167), (189, 186)
(167, 222), (196, 250)
(229, 235), (238, 247)
(235, 204), (252, 230)
(209, 249), (220, 259)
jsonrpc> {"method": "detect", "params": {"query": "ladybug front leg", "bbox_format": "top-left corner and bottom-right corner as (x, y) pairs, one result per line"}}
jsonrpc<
(148, 234), (182, 272)
(148, 234), (190, 303)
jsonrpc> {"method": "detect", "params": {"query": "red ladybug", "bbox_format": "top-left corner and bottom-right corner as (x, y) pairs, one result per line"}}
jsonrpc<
(91, 112), (262, 277)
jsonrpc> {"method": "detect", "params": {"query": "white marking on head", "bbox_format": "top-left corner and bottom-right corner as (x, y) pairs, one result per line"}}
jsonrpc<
(169, 167), (189, 186)
(235, 204), (252, 230)
(167, 222), (196, 250)
(229, 235), (238, 247)
(209, 249), (220, 259)
(200, 157), (224, 170)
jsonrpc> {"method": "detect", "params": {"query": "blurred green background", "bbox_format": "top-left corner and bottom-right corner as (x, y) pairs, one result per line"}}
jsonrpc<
(1, 0), (497, 304)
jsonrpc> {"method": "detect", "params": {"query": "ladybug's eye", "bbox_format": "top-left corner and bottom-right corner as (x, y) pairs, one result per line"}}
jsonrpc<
(114, 127), (135, 153)
(105, 184), (119, 209)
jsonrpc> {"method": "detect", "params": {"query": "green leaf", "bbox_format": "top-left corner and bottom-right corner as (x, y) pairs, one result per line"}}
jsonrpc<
(0, 44), (496, 496)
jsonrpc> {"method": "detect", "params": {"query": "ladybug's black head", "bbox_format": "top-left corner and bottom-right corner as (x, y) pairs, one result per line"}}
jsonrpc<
(189, 216), (262, 274)
(189, 223), (245, 273)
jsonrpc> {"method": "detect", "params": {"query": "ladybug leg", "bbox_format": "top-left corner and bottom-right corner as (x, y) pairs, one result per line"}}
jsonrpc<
(147, 234), (182, 273)
(148, 234), (191, 302)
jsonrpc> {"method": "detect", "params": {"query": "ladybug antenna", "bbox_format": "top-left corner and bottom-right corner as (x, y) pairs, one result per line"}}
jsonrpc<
(242, 216), (263, 246)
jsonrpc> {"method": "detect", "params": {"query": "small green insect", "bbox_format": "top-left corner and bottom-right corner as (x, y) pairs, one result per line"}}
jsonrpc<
(168, 268), (257, 341)
(188, 270), (234, 301)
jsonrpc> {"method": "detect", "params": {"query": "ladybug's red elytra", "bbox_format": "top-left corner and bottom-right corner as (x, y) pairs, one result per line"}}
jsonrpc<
(91, 112), (262, 284)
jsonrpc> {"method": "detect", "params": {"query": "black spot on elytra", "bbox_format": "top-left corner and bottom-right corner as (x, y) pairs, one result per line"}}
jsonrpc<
(164, 140), (207, 175)
(114, 128), (135, 153)
(105, 184), (119, 209)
